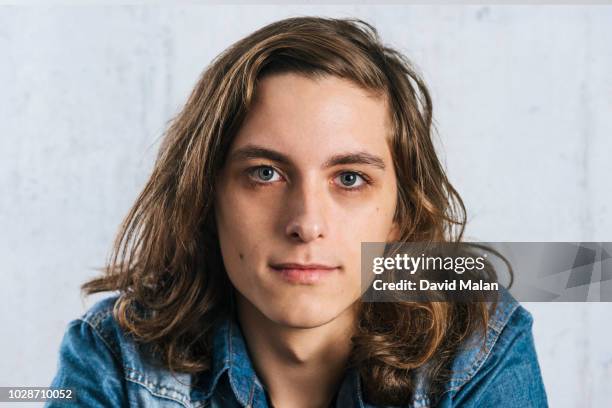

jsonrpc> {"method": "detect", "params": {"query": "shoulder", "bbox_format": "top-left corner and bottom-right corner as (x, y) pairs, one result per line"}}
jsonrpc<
(47, 295), (127, 407)
(72, 295), (160, 376)
(53, 295), (125, 370)
(50, 295), (204, 408)
(80, 294), (120, 324)
(71, 295), (124, 360)
(446, 287), (524, 387)
(438, 288), (548, 407)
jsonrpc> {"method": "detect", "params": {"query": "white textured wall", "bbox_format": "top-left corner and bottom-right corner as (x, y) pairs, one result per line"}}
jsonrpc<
(1, 5), (611, 407)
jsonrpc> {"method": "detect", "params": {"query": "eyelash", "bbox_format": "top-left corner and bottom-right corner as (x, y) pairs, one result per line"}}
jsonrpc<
(245, 165), (372, 192)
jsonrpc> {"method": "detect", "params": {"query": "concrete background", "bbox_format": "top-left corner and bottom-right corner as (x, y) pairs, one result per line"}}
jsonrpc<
(1, 4), (611, 407)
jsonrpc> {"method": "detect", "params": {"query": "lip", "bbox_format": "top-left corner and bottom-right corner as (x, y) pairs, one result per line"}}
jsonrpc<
(269, 262), (339, 285)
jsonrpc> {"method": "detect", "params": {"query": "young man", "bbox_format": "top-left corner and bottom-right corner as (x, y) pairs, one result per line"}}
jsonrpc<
(47, 17), (547, 407)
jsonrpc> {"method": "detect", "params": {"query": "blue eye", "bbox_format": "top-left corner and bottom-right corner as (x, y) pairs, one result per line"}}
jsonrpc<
(251, 166), (281, 182)
(336, 172), (366, 188)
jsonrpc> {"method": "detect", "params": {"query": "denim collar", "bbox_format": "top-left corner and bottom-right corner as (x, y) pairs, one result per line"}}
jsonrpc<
(190, 287), (518, 408)
(188, 316), (262, 407)
(194, 315), (367, 408)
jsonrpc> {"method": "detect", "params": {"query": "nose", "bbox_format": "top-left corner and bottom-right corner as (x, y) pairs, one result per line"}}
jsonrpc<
(284, 177), (328, 243)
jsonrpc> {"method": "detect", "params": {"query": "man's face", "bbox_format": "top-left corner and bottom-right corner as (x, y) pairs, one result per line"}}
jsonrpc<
(215, 72), (399, 328)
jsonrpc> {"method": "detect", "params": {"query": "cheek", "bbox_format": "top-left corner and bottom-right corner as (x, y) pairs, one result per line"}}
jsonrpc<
(336, 198), (396, 279)
(216, 207), (262, 296)
(339, 192), (397, 242)
(215, 187), (280, 271)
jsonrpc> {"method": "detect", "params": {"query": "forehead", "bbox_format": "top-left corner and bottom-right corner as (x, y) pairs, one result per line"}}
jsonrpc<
(231, 73), (393, 160)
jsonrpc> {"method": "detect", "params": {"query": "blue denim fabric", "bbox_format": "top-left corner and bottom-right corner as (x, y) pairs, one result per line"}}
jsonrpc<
(46, 288), (548, 407)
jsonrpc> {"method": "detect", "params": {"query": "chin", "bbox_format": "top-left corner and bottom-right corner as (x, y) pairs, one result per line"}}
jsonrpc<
(267, 303), (343, 329)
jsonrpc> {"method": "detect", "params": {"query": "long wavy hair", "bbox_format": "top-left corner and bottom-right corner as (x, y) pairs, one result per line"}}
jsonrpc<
(83, 17), (496, 405)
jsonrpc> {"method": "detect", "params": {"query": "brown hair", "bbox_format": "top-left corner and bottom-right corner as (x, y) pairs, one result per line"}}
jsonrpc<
(83, 17), (494, 405)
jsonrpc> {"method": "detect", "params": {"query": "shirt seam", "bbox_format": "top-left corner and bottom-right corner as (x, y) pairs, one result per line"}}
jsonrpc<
(125, 366), (211, 408)
(125, 379), (186, 407)
(78, 314), (122, 364)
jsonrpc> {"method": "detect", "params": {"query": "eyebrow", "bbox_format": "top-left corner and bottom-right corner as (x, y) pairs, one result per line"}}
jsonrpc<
(229, 144), (386, 170)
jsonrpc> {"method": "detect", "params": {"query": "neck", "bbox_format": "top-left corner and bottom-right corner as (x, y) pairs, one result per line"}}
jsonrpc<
(236, 293), (358, 408)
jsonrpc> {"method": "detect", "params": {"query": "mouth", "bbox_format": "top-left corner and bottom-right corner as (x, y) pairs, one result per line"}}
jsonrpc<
(269, 262), (340, 285)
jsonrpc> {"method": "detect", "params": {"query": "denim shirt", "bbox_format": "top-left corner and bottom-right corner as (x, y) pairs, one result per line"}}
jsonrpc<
(46, 289), (548, 407)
